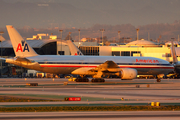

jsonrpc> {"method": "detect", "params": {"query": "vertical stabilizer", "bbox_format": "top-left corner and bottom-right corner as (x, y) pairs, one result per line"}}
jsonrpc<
(67, 40), (83, 55)
(171, 39), (178, 64)
(6, 25), (38, 57)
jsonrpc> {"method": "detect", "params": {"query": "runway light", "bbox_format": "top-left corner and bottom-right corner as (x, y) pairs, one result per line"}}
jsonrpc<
(156, 102), (160, 106)
(68, 97), (81, 101)
(151, 102), (155, 106)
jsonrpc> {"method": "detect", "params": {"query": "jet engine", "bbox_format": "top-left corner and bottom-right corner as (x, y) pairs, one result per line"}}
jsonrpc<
(118, 68), (137, 80)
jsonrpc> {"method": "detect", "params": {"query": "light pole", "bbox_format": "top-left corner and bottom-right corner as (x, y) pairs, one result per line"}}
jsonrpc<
(136, 28), (139, 40)
(178, 35), (179, 42)
(100, 29), (105, 46)
(171, 37), (175, 47)
(69, 32), (71, 40)
(78, 29), (80, 42)
(0, 31), (4, 77)
(148, 32), (150, 41)
(59, 30), (63, 55)
(118, 31), (121, 44)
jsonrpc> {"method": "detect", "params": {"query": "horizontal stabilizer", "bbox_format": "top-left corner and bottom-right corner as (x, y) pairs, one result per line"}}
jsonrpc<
(0, 58), (6, 61)
(15, 57), (33, 63)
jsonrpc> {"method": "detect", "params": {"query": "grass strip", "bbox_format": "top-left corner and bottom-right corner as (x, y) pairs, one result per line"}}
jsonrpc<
(0, 106), (180, 112)
(0, 96), (61, 102)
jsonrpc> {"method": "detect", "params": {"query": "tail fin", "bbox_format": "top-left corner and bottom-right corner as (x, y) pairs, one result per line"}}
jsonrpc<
(67, 40), (83, 55)
(6, 25), (38, 57)
(171, 38), (178, 64)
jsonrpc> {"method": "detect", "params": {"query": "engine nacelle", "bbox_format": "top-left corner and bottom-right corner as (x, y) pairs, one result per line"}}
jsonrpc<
(120, 68), (137, 80)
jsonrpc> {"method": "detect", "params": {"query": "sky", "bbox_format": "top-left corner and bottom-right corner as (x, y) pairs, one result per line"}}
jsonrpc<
(1, 0), (180, 28)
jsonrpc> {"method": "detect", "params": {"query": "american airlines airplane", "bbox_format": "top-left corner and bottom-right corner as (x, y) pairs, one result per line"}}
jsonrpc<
(170, 39), (180, 77)
(5, 25), (174, 82)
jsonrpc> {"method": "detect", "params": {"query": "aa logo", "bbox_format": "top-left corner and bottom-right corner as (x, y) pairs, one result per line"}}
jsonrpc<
(16, 41), (29, 52)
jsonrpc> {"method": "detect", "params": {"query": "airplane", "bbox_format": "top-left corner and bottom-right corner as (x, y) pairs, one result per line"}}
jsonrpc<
(168, 38), (180, 78)
(66, 40), (83, 56)
(5, 25), (174, 82)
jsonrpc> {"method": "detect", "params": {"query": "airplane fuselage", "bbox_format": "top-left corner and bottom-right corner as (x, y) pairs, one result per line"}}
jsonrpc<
(6, 55), (174, 76)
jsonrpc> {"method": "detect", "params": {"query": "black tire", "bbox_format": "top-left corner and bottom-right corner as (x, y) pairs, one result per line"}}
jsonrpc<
(157, 79), (161, 82)
(75, 78), (79, 82)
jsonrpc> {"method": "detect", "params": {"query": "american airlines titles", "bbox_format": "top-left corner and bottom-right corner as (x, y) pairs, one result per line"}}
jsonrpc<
(136, 59), (159, 63)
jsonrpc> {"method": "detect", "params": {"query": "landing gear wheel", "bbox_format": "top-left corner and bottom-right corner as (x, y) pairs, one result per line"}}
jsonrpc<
(157, 79), (161, 82)
(91, 78), (105, 82)
(75, 77), (89, 82)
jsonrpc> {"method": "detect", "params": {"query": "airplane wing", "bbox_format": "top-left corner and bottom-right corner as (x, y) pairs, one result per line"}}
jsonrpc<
(90, 61), (121, 78)
(92, 61), (120, 72)
(72, 60), (137, 79)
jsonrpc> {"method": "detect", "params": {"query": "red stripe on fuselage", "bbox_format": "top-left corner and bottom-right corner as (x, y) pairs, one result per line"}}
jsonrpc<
(40, 64), (174, 69)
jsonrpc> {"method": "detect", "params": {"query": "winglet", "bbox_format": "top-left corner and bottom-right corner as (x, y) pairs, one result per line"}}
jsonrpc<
(6, 25), (38, 57)
(67, 40), (83, 56)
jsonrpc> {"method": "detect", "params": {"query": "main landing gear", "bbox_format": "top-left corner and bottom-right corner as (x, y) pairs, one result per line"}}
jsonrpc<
(91, 78), (105, 82)
(75, 76), (89, 82)
(157, 78), (161, 82)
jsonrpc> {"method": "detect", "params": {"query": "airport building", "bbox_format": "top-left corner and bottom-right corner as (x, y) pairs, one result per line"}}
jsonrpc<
(96, 39), (180, 63)
(69, 39), (180, 63)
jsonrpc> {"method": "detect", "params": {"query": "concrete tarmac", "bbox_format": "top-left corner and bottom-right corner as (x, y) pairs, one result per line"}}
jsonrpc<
(1, 78), (180, 119)
(0, 78), (180, 107)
